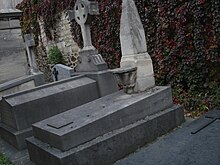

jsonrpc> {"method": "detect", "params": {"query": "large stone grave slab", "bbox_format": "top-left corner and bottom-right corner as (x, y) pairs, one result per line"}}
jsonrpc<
(32, 86), (172, 151)
(27, 86), (184, 165)
(0, 75), (100, 150)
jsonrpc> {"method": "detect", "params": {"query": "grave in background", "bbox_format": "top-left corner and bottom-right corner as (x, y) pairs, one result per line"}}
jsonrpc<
(0, 73), (44, 98)
(0, 9), (28, 84)
(27, 0), (185, 164)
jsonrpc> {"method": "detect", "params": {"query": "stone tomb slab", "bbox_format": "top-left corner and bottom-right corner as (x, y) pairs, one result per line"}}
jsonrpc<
(1, 75), (99, 130)
(32, 86), (173, 151)
(27, 105), (184, 165)
(0, 75), (100, 149)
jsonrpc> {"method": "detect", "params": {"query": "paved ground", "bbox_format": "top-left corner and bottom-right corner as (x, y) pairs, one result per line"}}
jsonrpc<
(0, 109), (219, 165)
(115, 109), (220, 165)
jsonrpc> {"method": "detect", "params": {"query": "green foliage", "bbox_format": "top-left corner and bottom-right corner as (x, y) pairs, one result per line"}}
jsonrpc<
(0, 154), (14, 165)
(48, 46), (64, 64)
(17, 0), (220, 116)
(173, 81), (220, 117)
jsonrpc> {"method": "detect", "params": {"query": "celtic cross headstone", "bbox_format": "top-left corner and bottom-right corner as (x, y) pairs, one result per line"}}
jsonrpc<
(74, 0), (99, 50)
(66, 0), (107, 72)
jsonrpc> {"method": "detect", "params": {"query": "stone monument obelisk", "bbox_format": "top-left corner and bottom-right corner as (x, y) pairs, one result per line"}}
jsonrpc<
(119, 0), (155, 92)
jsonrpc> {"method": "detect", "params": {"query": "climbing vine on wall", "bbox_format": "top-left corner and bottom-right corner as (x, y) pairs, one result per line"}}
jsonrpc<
(17, 0), (220, 116)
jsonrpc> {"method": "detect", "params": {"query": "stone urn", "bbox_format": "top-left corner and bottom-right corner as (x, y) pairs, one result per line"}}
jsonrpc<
(112, 66), (137, 94)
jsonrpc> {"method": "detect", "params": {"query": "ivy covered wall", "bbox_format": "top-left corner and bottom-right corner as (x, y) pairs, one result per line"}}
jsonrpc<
(17, 0), (220, 116)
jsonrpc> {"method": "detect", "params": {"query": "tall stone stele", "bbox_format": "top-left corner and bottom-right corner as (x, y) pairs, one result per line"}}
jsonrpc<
(120, 0), (155, 92)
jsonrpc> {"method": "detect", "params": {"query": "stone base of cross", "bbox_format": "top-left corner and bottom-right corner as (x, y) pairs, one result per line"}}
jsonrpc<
(68, 0), (108, 72)
(75, 49), (107, 72)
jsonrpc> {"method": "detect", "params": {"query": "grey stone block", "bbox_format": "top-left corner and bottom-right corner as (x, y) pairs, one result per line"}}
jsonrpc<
(83, 70), (118, 97)
(0, 72), (44, 92)
(0, 123), (32, 150)
(27, 105), (184, 165)
(72, 70), (118, 97)
(1, 76), (98, 130)
(32, 86), (173, 151)
(53, 64), (118, 97)
(0, 75), (100, 149)
(75, 49), (108, 72)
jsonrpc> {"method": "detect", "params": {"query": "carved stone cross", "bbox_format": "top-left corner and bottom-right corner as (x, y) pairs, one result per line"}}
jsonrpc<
(24, 34), (39, 74)
(74, 0), (99, 50)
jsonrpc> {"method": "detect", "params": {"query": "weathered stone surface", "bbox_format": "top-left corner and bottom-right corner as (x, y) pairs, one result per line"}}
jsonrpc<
(112, 67), (137, 94)
(0, 123), (33, 150)
(27, 105), (184, 165)
(120, 0), (147, 56)
(1, 76), (98, 130)
(83, 70), (118, 97)
(119, 0), (155, 92)
(0, 76), (100, 149)
(0, 20), (20, 30)
(75, 49), (108, 72)
(0, 28), (28, 84)
(0, 72), (45, 98)
(0, 9), (22, 18)
(53, 64), (118, 97)
(0, 1), (22, 10)
(120, 52), (155, 92)
(32, 86), (173, 151)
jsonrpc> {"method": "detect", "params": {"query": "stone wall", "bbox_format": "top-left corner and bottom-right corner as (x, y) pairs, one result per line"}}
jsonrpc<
(55, 12), (79, 68)
(36, 12), (79, 82)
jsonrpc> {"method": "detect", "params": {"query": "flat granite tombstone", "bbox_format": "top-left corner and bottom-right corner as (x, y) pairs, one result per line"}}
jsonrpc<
(0, 75), (101, 150)
(27, 86), (184, 165)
